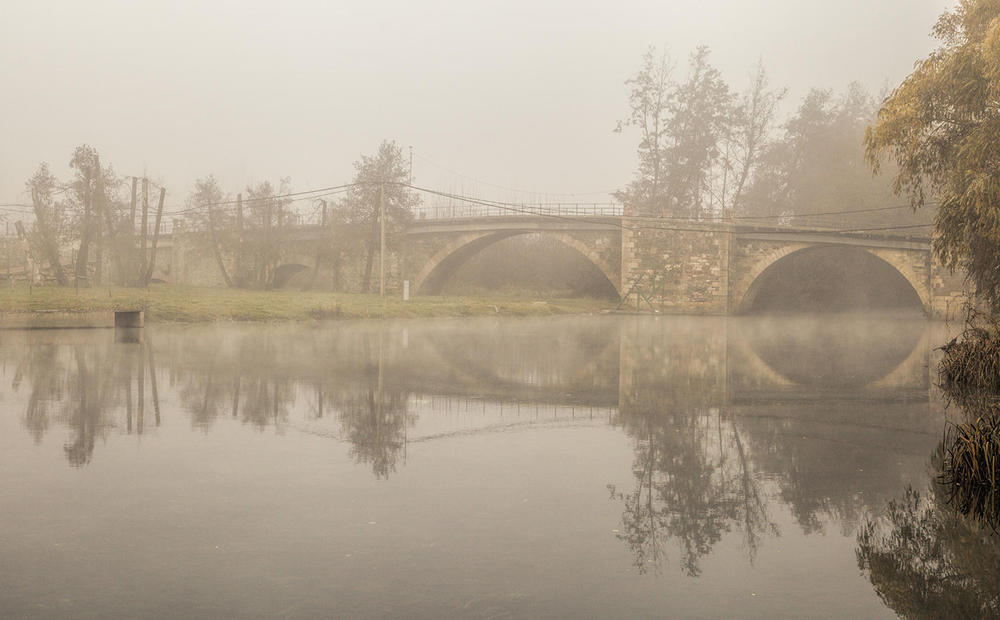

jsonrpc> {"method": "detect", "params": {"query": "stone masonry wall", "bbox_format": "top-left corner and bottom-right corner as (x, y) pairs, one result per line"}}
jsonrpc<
(621, 220), (730, 314)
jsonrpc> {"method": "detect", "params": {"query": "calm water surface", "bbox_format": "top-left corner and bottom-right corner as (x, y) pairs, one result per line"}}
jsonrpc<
(0, 315), (968, 618)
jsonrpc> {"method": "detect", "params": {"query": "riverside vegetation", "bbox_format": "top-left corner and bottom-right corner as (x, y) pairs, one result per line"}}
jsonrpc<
(0, 283), (612, 323)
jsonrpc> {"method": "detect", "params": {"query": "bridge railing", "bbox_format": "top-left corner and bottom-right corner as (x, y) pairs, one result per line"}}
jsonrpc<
(413, 203), (624, 220)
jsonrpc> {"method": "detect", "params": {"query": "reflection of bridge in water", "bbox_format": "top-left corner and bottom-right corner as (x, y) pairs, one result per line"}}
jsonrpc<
(0, 315), (938, 472)
(0, 317), (946, 585)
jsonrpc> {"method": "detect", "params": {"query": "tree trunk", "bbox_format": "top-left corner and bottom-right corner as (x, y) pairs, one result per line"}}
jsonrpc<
(207, 202), (233, 287)
(139, 178), (149, 285)
(93, 157), (105, 285)
(30, 189), (68, 285)
(235, 193), (244, 286)
(143, 187), (166, 286)
(75, 170), (92, 285)
(127, 178), (137, 285)
(361, 217), (378, 293)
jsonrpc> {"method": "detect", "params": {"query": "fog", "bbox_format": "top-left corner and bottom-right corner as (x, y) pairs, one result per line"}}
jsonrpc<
(5, 4), (992, 617)
(1, 0), (947, 205)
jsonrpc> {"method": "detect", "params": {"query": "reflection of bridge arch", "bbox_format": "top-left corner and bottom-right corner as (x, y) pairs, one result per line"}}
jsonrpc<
(727, 316), (929, 395)
(411, 231), (621, 296)
(732, 244), (928, 314)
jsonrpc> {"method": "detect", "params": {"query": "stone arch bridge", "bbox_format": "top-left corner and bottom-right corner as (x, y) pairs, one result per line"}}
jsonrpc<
(403, 215), (963, 317)
(152, 213), (965, 317)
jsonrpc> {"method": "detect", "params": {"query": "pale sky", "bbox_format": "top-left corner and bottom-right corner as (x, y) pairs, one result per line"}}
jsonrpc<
(0, 0), (951, 210)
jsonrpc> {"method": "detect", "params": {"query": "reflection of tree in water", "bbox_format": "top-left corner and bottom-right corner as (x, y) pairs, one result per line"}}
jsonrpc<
(5, 334), (162, 466)
(326, 333), (413, 479)
(173, 333), (295, 430)
(13, 342), (65, 443)
(856, 446), (1000, 619)
(333, 384), (410, 479)
(609, 404), (778, 576)
(168, 327), (413, 478)
(63, 346), (112, 466)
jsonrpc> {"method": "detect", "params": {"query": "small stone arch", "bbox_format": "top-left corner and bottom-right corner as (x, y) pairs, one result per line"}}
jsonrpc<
(732, 243), (928, 314)
(411, 231), (621, 296)
(272, 263), (310, 289)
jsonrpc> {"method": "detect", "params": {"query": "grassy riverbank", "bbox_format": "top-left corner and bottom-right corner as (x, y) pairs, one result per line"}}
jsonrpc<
(0, 284), (614, 323)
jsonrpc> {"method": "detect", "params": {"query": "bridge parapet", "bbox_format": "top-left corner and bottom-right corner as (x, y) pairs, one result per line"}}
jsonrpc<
(413, 203), (623, 220)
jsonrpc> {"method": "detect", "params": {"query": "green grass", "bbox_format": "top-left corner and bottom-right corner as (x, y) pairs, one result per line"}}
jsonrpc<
(0, 284), (614, 323)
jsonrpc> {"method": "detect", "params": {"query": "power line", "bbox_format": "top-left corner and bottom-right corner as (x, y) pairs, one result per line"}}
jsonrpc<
(159, 184), (358, 216)
(0, 176), (933, 232)
(729, 203), (927, 220)
(403, 183), (933, 237)
(839, 223), (933, 233)
(159, 183), (359, 214)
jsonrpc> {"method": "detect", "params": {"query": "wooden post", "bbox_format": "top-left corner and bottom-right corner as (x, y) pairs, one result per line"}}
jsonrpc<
(14, 221), (31, 292)
(235, 192), (244, 283)
(207, 199), (233, 287)
(143, 339), (160, 426)
(93, 155), (104, 286)
(140, 178), (149, 285)
(379, 182), (385, 299)
(137, 344), (145, 435)
(129, 177), (137, 232)
(128, 177), (137, 285)
(101, 169), (125, 286)
(143, 187), (166, 286)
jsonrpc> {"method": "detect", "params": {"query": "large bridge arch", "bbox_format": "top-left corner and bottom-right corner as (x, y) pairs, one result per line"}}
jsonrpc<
(732, 243), (928, 314)
(411, 230), (622, 296)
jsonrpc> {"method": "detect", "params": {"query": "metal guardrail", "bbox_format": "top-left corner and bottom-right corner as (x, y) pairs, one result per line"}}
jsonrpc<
(412, 203), (624, 220)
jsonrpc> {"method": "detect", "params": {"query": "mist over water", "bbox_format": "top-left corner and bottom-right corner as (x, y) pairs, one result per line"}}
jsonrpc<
(0, 315), (955, 618)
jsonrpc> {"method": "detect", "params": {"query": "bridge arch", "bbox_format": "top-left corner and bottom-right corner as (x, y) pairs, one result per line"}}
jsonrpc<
(411, 231), (621, 296)
(272, 263), (310, 289)
(733, 244), (927, 314)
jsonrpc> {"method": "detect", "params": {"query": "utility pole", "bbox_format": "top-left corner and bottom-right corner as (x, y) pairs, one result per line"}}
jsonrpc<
(144, 186), (166, 287)
(379, 181), (386, 299)
(128, 177), (137, 284)
(408, 146), (413, 185)
(140, 178), (149, 285)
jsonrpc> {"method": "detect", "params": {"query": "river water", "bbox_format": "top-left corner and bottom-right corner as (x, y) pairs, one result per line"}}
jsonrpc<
(0, 315), (974, 618)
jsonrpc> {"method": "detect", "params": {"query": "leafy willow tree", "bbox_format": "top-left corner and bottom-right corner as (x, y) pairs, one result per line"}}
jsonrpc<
(865, 0), (1000, 311)
(341, 140), (420, 293)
